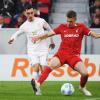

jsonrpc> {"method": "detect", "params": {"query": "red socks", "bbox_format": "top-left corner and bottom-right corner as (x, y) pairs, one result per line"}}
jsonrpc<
(80, 75), (88, 88)
(37, 66), (52, 84)
(37, 66), (88, 87)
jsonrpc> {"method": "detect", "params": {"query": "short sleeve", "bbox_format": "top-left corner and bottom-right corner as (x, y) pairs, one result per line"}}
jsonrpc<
(43, 19), (55, 33)
(82, 24), (91, 36)
(53, 24), (62, 34)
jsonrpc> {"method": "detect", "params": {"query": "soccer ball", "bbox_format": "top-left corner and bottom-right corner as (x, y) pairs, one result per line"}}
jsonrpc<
(61, 83), (75, 95)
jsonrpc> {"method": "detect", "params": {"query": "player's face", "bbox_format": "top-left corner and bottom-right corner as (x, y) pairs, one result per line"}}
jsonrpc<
(67, 17), (76, 27)
(25, 8), (34, 22)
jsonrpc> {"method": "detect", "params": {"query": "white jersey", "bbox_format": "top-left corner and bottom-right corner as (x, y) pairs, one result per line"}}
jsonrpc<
(10, 17), (54, 53)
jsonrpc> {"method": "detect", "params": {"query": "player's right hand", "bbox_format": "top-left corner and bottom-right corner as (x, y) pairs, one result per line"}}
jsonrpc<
(8, 39), (14, 44)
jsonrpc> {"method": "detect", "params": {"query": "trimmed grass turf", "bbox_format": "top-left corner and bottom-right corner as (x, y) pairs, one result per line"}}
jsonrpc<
(0, 81), (100, 100)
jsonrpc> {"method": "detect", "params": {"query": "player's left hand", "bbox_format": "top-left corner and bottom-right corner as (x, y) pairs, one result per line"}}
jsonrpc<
(49, 43), (55, 49)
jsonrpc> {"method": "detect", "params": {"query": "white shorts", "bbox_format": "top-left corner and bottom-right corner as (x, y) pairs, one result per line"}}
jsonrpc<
(28, 51), (48, 66)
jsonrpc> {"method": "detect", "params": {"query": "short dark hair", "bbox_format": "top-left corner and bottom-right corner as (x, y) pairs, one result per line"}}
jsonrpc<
(66, 10), (77, 18)
(24, 4), (36, 11)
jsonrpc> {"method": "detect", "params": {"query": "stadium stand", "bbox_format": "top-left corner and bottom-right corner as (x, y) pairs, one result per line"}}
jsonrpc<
(0, 0), (53, 28)
(89, 0), (100, 28)
(50, 0), (90, 28)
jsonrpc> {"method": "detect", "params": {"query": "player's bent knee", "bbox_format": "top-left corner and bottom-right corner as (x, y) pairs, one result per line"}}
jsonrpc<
(49, 61), (61, 69)
(50, 64), (58, 69)
(48, 57), (61, 69)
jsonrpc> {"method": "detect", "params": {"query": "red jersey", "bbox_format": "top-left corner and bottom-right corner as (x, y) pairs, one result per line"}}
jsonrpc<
(54, 23), (91, 55)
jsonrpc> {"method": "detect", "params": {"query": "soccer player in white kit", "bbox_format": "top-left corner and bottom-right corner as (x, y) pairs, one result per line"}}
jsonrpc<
(8, 5), (55, 95)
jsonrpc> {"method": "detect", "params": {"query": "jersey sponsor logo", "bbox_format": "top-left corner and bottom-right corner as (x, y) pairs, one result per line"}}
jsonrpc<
(76, 29), (79, 33)
(64, 34), (79, 38)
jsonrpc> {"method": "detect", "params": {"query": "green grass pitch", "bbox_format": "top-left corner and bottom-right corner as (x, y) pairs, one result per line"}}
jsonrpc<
(0, 81), (100, 100)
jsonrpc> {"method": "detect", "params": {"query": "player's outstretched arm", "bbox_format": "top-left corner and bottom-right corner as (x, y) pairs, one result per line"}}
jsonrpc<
(32, 32), (55, 43)
(40, 32), (55, 39)
(8, 27), (24, 44)
(90, 31), (100, 39)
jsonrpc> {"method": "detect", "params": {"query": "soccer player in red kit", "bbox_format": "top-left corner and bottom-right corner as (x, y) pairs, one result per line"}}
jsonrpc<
(31, 10), (100, 96)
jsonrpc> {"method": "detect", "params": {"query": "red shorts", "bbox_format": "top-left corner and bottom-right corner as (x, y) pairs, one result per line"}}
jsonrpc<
(54, 50), (82, 68)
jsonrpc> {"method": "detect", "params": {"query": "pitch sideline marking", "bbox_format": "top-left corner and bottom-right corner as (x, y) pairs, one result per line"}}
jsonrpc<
(84, 98), (100, 100)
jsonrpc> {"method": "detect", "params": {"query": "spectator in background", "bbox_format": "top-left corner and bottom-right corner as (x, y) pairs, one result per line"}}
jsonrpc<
(37, 0), (52, 22)
(0, 0), (3, 11)
(90, 0), (100, 17)
(89, 0), (100, 28)
(16, 0), (29, 14)
(0, 0), (15, 18)
(0, 15), (11, 28)
(30, 0), (40, 17)
(0, 15), (5, 29)
(30, 0), (37, 7)
(11, 0), (29, 28)
(89, 0), (95, 6)
(91, 7), (100, 22)
(94, 0), (100, 7)
(90, 15), (100, 28)
(14, 14), (26, 28)
(94, 7), (100, 17)
(0, 0), (53, 28)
